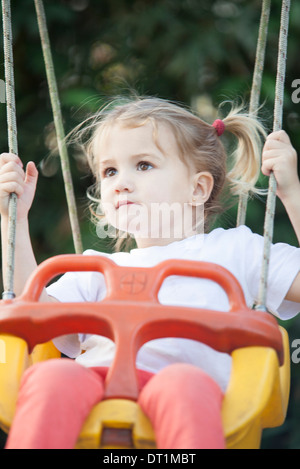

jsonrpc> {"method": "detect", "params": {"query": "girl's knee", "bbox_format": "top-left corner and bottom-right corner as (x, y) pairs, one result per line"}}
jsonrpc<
(19, 359), (104, 409)
(139, 363), (223, 409)
(138, 364), (225, 449)
(151, 363), (214, 388)
(22, 359), (78, 384)
(20, 358), (98, 396)
(157, 363), (203, 378)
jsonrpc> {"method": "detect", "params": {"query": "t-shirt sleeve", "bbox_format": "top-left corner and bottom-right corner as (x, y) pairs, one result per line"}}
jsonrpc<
(243, 227), (300, 320)
(46, 250), (107, 357)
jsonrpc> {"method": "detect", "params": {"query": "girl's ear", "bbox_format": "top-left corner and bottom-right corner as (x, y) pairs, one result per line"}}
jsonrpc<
(191, 171), (214, 205)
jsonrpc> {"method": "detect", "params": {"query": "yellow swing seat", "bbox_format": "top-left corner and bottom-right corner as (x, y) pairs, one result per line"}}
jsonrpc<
(0, 255), (290, 449)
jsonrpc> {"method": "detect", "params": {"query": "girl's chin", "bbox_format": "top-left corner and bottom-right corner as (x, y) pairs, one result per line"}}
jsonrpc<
(109, 213), (149, 236)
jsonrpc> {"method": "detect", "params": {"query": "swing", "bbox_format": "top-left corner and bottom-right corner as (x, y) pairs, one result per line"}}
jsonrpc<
(0, 256), (291, 449)
(0, 0), (292, 449)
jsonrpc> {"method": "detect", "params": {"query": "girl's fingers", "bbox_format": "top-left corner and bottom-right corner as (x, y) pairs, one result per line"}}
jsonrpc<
(24, 161), (38, 185)
(261, 158), (276, 176)
(0, 170), (25, 196)
(262, 133), (297, 166)
(0, 172), (26, 196)
(0, 160), (25, 175)
(264, 139), (285, 150)
(0, 154), (37, 218)
(0, 156), (27, 200)
(266, 130), (291, 144)
(263, 139), (292, 154)
(262, 149), (294, 162)
(0, 180), (24, 197)
(0, 152), (23, 168)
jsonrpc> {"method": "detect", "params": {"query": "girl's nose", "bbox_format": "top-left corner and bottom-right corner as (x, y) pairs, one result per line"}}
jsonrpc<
(114, 174), (134, 193)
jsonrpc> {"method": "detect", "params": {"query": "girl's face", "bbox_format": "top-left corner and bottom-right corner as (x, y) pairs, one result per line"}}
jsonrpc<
(97, 122), (212, 248)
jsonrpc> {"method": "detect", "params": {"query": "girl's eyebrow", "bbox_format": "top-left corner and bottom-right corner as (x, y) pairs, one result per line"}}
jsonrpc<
(99, 158), (115, 167)
(99, 152), (164, 167)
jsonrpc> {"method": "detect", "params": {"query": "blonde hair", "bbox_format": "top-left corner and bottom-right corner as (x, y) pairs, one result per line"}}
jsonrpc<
(71, 95), (267, 251)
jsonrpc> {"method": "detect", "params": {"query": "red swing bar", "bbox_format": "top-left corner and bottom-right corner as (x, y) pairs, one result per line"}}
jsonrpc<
(0, 255), (284, 401)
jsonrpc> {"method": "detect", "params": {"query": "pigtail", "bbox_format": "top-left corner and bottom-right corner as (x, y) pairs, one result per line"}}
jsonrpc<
(222, 106), (267, 197)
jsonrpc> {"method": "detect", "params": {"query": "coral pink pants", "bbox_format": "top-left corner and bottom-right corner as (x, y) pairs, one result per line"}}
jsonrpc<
(5, 359), (225, 449)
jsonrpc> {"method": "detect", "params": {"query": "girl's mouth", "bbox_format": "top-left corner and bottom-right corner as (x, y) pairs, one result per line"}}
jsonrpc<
(116, 200), (135, 209)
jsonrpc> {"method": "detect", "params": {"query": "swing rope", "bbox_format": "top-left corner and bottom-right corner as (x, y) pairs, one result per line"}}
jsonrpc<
(34, 0), (83, 255)
(1, 0), (83, 299)
(236, 0), (271, 227)
(256, 0), (291, 310)
(1, 0), (18, 300)
(1, 0), (291, 309)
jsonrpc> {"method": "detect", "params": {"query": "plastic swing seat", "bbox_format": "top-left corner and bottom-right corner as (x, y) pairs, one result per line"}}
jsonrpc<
(0, 255), (290, 449)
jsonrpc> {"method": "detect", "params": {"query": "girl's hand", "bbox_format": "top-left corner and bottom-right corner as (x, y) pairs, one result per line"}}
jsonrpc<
(0, 153), (38, 222)
(261, 130), (300, 203)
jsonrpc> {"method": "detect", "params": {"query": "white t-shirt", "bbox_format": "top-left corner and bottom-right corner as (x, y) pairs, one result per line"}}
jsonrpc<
(47, 225), (300, 392)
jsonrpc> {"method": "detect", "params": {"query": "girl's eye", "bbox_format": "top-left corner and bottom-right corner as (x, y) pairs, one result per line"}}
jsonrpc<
(137, 161), (153, 171)
(103, 167), (117, 178)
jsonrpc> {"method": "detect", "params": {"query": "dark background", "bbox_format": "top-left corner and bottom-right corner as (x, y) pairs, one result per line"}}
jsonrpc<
(1, 0), (300, 448)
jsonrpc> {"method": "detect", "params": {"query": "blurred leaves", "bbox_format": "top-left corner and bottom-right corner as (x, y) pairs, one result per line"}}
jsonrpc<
(0, 0), (300, 448)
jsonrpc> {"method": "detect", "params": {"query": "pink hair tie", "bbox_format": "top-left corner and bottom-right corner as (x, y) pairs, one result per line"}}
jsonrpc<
(212, 119), (225, 137)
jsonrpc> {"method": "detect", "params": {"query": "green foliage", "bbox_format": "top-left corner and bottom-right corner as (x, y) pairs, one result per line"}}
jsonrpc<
(1, 0), (300, 448)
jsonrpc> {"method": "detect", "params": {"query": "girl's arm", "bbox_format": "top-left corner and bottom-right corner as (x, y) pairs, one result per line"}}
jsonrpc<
(0, 153), (54, 301)
(261, 131), (300, 303)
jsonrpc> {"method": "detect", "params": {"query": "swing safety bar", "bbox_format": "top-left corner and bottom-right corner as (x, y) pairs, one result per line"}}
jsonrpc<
(0, 255), (284, 401)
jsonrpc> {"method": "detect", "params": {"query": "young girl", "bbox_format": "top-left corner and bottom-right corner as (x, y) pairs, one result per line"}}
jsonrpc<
(1, 97), (300, 449)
